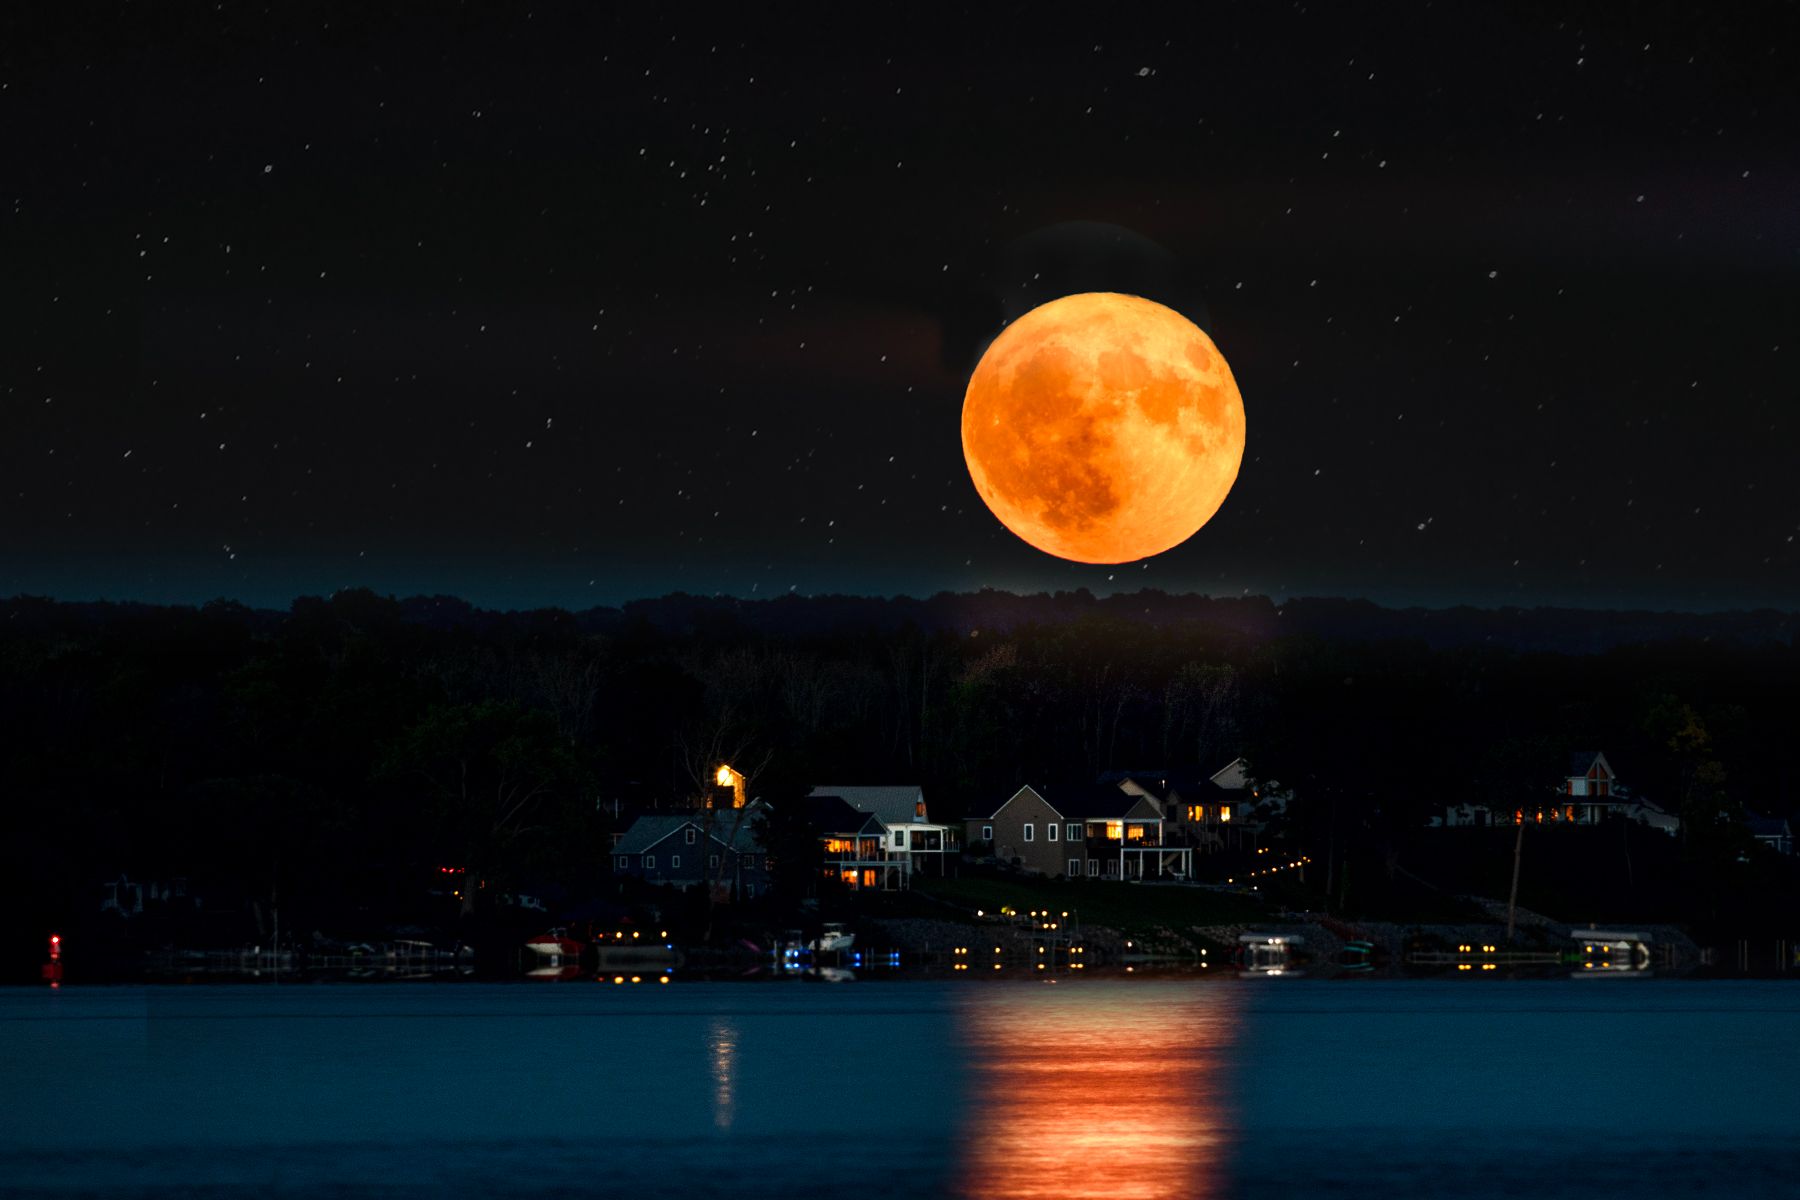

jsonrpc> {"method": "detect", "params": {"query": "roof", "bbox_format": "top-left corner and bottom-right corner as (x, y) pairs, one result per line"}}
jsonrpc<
(613, 811), (762, 857)
(1034, 783), (1161, 821)
(1208, 758), (1252, 791)
(968, 785), (1061, 821)
(1747, 814), (1792, 838)
(810, 785), (925, 825)
(798, 794), (888, 837)
(613, 815), (696, 857)
(1097, 770), (1174, 800)
(1569, 751), (1609, 777)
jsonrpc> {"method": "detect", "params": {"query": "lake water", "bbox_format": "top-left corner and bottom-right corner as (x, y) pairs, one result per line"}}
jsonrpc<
(3, 979), (1797, 1198)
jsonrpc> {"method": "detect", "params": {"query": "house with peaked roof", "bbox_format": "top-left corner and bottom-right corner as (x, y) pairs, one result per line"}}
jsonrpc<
(801, 794), (907, 890)
(1747, 813), (1793, 855)
(1436, 751), (1680, 835)
(1105, 758), (1274, 852)
(612, 811), (769, 899)
(809, 784), (960, 877)
(965, 784), (1192, 880)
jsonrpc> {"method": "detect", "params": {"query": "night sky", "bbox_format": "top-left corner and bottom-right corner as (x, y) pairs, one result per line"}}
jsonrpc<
(5, 4), (1798, 612)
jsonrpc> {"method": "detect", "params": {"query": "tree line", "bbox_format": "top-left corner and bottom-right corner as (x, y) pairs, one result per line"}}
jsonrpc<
(1, 588), (1794, 966)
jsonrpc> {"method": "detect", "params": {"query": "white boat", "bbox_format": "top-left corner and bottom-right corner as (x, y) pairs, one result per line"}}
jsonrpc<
(809, 923), (855, 953)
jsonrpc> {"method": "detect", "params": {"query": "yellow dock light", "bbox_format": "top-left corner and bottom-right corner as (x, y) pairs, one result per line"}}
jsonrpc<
(630, 975), (641, 983)
(613, 975), (625, 984)
(658, 976), (670, 984)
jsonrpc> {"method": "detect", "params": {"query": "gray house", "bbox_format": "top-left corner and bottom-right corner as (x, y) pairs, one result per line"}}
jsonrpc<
(613, 811), (769, 899)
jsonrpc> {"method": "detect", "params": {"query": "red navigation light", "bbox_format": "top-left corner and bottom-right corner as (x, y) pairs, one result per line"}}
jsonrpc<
(48, 934), (61, 960)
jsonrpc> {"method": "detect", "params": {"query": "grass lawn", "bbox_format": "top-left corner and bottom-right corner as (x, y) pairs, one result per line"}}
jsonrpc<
(914, 873), (1267, 935)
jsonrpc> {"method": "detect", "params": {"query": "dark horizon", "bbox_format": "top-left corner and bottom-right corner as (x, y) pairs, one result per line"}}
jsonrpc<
(11, 576), (1800, 618)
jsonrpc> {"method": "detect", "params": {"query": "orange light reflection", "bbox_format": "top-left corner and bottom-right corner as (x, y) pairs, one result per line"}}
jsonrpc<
(957, 982), (1238, 1199)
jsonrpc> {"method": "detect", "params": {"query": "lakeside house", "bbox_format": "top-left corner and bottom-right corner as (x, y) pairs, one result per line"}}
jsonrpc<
(613, 812), (769, 899)
(808, 784), (961, 878)
(1435, 751), (1682, 835)
(1747, 814), (1794, 856)
(965, 784), (1193, 880)
(1109, 758), (1279, 853)
(801, 794), (908, 890)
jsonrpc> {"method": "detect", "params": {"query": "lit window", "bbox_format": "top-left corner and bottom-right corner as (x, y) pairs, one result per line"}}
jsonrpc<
(1219, 807), (1232, 823)
(1023, 824), (1034, 842)
(1048, 823), (1059, 841)
(1126, 824), (1145, 840)
(1106, 821), (1123, 840)
(1186, 805), (1204, 822)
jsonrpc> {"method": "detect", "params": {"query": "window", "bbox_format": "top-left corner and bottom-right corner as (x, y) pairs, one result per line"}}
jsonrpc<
(1186, 805), (1205, 822)
(1219, 807), (1232, 823)
(981, 824), (992, 841)
(893, 830), (905, 847)
(616, 855), (628, 870)
(1068, 859), (1082, 877)
(643, 855), (656, 869)
(685, 828), (697, 844)
(1067, 824), (1081, 842)
(709, 854), (719, 868)
(671, 855), (681, 869)
(1048, 823), (1059, 841)
(1023, 823), (1035, 842)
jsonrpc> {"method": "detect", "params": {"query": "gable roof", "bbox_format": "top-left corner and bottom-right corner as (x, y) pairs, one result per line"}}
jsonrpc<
(810, 785), (926, 825)
(1043, 783), (1162, 821)
(1746, 814), (1792, 838)
(613, 815), (697, 857)
(1097, 770), (1174, 800)
(1569, 751), (1612, 778)
(970, 785), (1064, 821)
(613, 810), (762, 857)
(1208, 757), (1252, 790)
(799, 794), (888, 837)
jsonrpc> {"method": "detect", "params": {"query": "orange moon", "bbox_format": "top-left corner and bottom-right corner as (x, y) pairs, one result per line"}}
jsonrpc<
(961, 292), (1246, 564)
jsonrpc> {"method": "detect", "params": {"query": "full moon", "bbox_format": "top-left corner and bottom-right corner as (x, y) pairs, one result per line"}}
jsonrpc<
(961, 292), (1246, 564)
